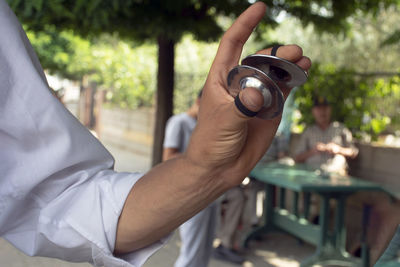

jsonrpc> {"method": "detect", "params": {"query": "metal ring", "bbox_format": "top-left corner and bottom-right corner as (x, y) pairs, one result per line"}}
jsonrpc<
(227, 65), (284, 119)
(241, 54), (308, 88)
(271, 44), (282, 57)
(234, 95), (258, 117)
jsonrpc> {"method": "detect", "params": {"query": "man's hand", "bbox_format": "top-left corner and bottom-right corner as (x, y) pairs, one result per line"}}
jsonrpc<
(315, 142), (329, 153)
(314, 142), (357, 158)
(325, 142), (342, 155)
(115, 2), (311, 254)
(325, 142), (358, 158)
(186, 2), (311, 187)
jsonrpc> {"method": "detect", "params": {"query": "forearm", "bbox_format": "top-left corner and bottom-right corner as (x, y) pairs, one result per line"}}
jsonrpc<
(114, 155), (227, 254)
(114, 5), (312, 256)
(295, 149), (316, 163)
(338, 146), (358, 158)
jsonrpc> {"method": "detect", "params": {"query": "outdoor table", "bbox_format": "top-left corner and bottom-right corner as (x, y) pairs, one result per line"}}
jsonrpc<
(244, 162), (384, 267)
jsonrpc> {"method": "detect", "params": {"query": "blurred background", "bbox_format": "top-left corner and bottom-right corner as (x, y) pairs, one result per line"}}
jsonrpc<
(8, 0), (400, 168)
(3, 0), (400, 266)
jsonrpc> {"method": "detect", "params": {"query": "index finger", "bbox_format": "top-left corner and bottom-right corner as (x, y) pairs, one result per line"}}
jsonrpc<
(212, 2), (267, 70)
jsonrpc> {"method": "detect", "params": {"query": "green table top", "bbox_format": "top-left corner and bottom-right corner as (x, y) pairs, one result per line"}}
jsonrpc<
(250, 162), (383, 193)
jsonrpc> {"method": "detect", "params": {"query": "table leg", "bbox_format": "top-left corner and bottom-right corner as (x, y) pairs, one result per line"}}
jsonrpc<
(334, 195), (347, 254)
(291, 192), (304, 245)
(301, 194), (360, 267)
(318, 195), (330, 250)
(243, 183), (275, 248)
(302, 192), (311, 221)
(293, 192), (299, 217)
(361, 204), (371, 267)
(279, 188), (286, 209)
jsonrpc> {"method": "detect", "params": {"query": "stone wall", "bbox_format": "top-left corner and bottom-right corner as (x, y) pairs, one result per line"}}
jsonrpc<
(99, 107), (154, 157)
(350, 143), (400, 193)
(347, 143), (400, 261)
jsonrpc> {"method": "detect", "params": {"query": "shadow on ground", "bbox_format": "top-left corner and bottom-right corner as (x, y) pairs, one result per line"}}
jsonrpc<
(144, 231), (314, 267)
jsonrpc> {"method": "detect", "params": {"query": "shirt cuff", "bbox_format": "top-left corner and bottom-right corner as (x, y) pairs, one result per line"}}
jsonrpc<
(93, 234), (171, 267)
(84, 170), (171, 267)
(37, 170), (170, 267)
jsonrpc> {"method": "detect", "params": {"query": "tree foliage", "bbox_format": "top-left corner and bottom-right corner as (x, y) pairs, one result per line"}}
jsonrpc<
(9, 0), (400, 162)
(25, 26), (81, 79)
(9, 0), (400, 40)
(265, 5), (400, 74)
(261, 6), (400, 139)
(10, 0), (232, 42)
(97, 40), (157, 109)
(383, 29), (400, 46)
(174, 35), (218, 113)
(28, 27), (157, 108)
(295, 63), (399, 140)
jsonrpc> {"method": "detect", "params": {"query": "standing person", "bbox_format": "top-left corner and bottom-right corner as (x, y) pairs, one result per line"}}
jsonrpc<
(0, 0), (312, 266)
(214, 131), (290, 265)
(163, 91), (218, 267)
(294, 96), (358, 174)
(214, 186), (246, 264)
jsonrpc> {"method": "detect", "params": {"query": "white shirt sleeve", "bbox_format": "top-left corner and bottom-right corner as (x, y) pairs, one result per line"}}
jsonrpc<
(0, 1), (166, 266)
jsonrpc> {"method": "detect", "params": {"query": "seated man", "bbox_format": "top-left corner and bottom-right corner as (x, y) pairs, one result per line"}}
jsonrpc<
(294, 96), (358, 223)
(295, 97), (400, 266)
(294, 96), (358, 175)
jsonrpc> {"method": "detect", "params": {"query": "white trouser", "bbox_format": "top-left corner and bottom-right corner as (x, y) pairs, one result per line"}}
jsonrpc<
(218, 187), (246, 248)
(174, 202), (218, 267)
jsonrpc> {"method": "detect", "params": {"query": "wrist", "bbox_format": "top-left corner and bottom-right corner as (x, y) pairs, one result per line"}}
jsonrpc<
(180, 154), (230, 194)
(311, 147), (319, 155)
(116, 155), (228, 252)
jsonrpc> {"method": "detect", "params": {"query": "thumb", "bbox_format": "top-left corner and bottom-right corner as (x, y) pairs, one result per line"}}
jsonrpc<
(232, 87), (264, 120)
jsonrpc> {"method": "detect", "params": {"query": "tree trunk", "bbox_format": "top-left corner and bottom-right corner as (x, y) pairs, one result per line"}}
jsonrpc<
(152, 36), (175, 166)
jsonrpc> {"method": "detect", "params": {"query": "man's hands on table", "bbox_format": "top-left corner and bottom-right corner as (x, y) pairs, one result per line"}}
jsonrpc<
(315, 142), (357, 158)
(115, 2), (311, 254)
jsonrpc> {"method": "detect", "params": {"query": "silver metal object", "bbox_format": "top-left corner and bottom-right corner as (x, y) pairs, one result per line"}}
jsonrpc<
(241, 55), (308, 88)
(227, 65), (284, 119)
(227, 54), (308, 119)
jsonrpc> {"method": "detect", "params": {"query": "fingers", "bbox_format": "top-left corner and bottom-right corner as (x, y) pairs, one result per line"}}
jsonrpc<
(228, 44), (312, 167)
(232, 87), (264, 119)
(212, 2), (267, 70)
(201, 2), (267, 123)
(257, 44), (312, 71)
(261, 44), (303, 61)
(239, 87), (264, 112)
(232, 45), (311, 120)
(295, 56), (312, 72)
(230, 45), (312, 122)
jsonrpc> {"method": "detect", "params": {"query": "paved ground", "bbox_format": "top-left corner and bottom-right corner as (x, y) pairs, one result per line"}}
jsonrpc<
(0, 231), (314, 267)
(0, 140), (315, 267)
(144, 231), (314, 267)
